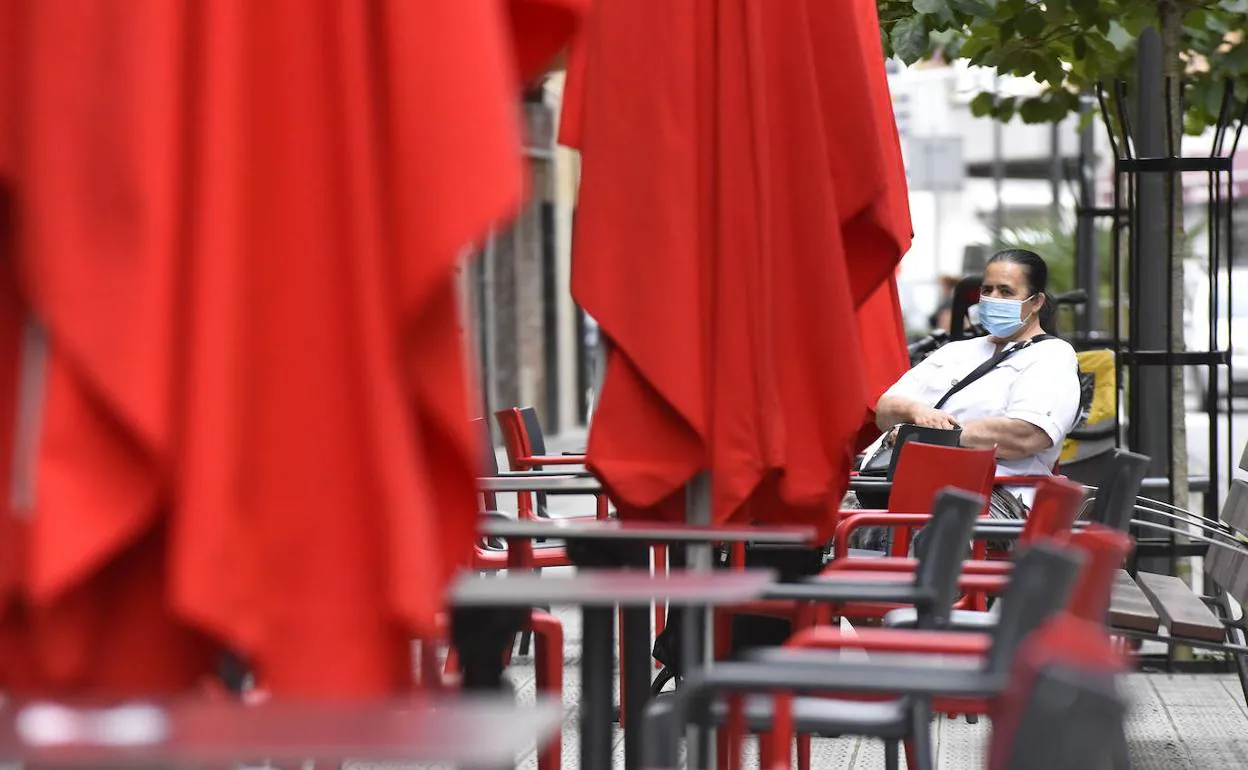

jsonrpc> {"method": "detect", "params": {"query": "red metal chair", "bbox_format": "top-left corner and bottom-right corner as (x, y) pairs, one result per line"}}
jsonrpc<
(713, 443), (996, 646)
(987, 613), (1129, 770)
(472, 417), (571, 571)
(496, 407), (669, 674)
(827, 475), (1086, 577)
(427, 609), (565, 770)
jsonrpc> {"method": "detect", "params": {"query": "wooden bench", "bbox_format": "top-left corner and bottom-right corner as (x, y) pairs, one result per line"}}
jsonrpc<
(1108, 466), (1248, 704)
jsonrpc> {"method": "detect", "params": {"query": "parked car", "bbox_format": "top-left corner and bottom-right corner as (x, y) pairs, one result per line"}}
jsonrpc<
(1187, 265), (1248, 409)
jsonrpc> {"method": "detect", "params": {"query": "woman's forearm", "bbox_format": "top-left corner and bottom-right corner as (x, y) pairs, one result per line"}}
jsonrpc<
(960, 417), (1052, 460)
(875, 395), (919, 431)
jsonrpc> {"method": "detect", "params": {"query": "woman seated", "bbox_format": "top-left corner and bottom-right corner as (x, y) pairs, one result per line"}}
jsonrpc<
(871, 248), (1082, 515)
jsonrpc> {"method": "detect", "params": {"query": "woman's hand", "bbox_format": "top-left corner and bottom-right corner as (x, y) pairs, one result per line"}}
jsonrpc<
(911, 407), (960, 430)
(876, 395), (959, 432)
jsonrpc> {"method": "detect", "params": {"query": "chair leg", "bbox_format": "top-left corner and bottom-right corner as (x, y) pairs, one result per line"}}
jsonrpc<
(884, 740), (900, 770)
(417, 639), (441, 691)
(653, 544), (667, 669)
(617, 608), (627, 727)
(758, 734), (774, 767)
(716, 730), (733, 770)
(905, 701), (935, 770)
(796, 733), (812, 770)
(530, 611), (565, 770)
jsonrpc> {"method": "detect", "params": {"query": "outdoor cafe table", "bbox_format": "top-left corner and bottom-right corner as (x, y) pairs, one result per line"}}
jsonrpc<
(0, 694), (562, 768)
(452, 569), (775, 770)
(474, 504), (815, 770)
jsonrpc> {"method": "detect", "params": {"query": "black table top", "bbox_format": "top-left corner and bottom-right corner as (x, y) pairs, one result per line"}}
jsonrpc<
(481, 517), (815, 544)
(0, 695), (561, 767)
(450, 569), (776, 607)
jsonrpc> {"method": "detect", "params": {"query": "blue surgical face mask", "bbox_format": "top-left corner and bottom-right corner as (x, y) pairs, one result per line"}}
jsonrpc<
(978, 294), (1036, 339)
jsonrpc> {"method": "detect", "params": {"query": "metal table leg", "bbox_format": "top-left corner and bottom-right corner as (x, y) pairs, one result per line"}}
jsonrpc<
(621, 605), (651, 770)
(582, 606), (616, 770)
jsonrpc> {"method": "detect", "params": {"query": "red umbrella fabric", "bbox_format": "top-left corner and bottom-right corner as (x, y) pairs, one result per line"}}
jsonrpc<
(854, 276), (911, 452)
(0, 0), (583, 697)
(568, 0), (908, 535)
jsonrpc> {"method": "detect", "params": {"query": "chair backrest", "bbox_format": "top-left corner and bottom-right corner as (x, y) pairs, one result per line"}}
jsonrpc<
(1221, 478), (1248, 533)
(1207, 463), (1248, 605)
(1017, 476), (1087, 545)
(1084, 449), (1149, 532)
(519, 407), (551, 458)
(1205, 536), (1248, 607)
(912, 488), (987, 629)
(988, 614), (1128, 770)
(495, 406), (552, 515)
(494, 407), (533, 468)
(472, 418), (500, 511)
(1065, 527), (1134, 624)
(949, 273), (984, 339)
(888, 442), (996, 556)
(986, 542), (1085, 674)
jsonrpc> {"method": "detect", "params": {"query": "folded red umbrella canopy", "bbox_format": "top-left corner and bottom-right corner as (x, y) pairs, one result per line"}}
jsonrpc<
(0, 0), (582, 697)
(567, 0), (909, 533)
(854, 277), (911, 452)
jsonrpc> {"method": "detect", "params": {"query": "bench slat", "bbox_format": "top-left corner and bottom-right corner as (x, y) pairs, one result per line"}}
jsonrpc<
(1109, 570), (1160, 634)
(1222, 480), (1248, 533)
(1136, 571), (1226, 643)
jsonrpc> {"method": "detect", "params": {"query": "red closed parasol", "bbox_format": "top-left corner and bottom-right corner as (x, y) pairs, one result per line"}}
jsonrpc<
(855, 276), (911, 452)
(0, 0), (584, 697)
(567, 0), (910, 535)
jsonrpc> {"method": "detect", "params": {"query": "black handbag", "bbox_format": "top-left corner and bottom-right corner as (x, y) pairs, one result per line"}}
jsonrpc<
(859, 423), (963, 478)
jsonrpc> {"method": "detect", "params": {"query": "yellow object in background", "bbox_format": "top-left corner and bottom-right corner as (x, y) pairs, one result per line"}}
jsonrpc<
(1060, 349), (1117, 464)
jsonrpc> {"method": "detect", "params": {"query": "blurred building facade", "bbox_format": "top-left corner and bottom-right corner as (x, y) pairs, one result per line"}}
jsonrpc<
(462, 75), (589, 438)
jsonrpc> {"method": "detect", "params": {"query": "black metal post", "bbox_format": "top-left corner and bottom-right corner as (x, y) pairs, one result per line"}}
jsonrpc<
(1050, 122), (1063, 230)
(1130, 31), (1173, 514)
(1076, 91), (1100, 334)
(993, 81), (1006, 248)
(622, 606), (652, 770)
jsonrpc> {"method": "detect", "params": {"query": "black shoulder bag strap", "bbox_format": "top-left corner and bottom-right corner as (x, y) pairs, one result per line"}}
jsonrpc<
(932, 334), (1055, 411)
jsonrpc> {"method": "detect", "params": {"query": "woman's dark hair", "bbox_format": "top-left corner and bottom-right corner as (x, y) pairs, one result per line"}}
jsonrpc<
(986, 248), (1055, 332)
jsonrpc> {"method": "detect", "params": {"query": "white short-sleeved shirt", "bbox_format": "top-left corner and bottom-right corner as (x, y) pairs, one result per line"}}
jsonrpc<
(871, 336), (1082, 482)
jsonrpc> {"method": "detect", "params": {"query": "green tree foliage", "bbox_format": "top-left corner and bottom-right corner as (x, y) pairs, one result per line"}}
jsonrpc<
(878, 0), (1248, 134)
